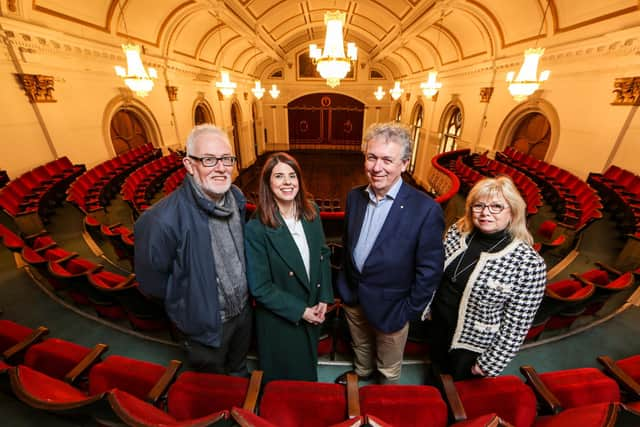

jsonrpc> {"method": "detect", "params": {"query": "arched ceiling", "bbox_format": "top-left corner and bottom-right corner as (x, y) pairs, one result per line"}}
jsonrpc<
(26, 0), (640, 79)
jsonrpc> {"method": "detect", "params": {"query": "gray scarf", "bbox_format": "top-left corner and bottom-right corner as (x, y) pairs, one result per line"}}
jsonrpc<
(188, 176), (248, 320)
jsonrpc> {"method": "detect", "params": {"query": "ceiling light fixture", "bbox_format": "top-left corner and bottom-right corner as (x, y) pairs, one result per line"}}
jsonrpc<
(373, 86), (386, 100)
(215, 16), (236, 98)
(420, 13), (444, 99)
(309, 11), (357, 88)
(269, 84), (280, 99)
(114, 0), (157, 97)
(506, 0), (551, 101)
(389, 81), (404, 101)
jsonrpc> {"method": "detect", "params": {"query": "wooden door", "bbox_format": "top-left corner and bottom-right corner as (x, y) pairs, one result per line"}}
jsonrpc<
(510, 113), (551, 160)
(110, 109), (149, 155)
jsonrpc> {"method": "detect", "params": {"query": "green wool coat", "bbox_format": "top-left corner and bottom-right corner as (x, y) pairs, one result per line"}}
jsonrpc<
(245, 210), (333, 383)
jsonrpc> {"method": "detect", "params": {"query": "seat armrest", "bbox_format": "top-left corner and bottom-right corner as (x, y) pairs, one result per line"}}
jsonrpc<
(439, 374), (467, 423)
(242, 370), (263, 412)
(147, 359), (182, 404)
(570, 273), (594, 287)
(2, 326), (49, 362)
(594, 262), (622, 276)
(519, 365), (563, 415)
(64, 343), (108, 384)
(346, 372), (361, 419)
(597, 355), (640, 399)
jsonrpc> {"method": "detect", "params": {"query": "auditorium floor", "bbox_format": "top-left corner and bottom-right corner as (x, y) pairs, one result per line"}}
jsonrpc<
(1, 189), (640, 425)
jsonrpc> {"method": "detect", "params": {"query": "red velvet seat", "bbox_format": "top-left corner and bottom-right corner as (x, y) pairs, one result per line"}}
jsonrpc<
(359, 384), (448, 427)
(0, 223), (25, 252)
(259, 380), (351, 427)
(598, 354), (640, 402)
(167, 370), (263, 420)
(454, 375), (537, 427)
(533, 220), (566, 253)
(89, 355), (182, 404)
(231, 406), (363, 427)
(0, 320), (49, 366)
(541, 279), (595, 330)
(47, 256), (103, 304)
(533, 402), (616, 427)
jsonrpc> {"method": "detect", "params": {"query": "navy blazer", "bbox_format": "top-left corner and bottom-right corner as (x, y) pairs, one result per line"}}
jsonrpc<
(336, 182), (445, 333)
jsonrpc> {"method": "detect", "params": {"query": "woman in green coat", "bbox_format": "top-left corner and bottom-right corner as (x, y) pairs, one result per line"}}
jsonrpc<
(245, 152), (333, 383)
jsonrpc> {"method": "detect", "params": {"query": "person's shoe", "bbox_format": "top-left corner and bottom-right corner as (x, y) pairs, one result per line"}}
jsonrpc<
(334, 370), (375, 385)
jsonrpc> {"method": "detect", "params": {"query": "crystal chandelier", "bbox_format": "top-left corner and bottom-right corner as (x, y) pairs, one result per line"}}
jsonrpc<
(309, 11), (357, 88)
(113, 2), (157, 97)
(251, 81), (265, 99)
(269, 84), (280, 99)
(420, 71), (442, 98)
(373, 86), (385, 100)
(389, 81), (404, 100)
(505, 1), (551, 101)
(216, 71), (236, 98)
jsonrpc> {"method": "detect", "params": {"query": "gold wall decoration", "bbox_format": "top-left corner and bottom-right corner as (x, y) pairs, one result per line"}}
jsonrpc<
(166, 85), (178, 101)
(16, 74), (56, 103)
(611, 77), (640, 105)
(480, 87), (494, 103)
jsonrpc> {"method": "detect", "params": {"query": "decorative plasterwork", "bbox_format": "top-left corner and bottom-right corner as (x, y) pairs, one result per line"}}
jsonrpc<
(166, 85), (178, 101)
(480, 87), (494, 103)
(611, 77), (640, 106)
(16, 74), (56, 103)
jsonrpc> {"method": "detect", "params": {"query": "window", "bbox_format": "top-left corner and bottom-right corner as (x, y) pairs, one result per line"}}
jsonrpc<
(439, 106), (462, 153)
(409, 105), (423, 173)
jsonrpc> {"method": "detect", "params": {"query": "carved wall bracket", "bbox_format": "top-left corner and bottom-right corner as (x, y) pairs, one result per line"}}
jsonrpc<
(480, 87), (494, 103)
(16, 74), (56, 103)
(166, 85), (178, 101)
(611, 77), (640, 105)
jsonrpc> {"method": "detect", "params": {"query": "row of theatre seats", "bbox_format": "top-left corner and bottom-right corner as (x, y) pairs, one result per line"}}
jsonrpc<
(66, 143), (160, 218)
(588, 165), (640, 236)
(2, 316), (640, 427)
(0, 156), (85, 235)
(0, 223), (167, 332)
(246, 191), (343, 212)
(121, 153), (183, 217)
(497, 147), (603, 233)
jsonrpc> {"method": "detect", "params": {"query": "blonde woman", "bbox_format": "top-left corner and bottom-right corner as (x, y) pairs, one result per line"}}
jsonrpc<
(429, 176), (546, 379)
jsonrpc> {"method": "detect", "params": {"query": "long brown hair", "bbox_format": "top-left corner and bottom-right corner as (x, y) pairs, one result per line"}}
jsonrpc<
(257, 152), (317, 228)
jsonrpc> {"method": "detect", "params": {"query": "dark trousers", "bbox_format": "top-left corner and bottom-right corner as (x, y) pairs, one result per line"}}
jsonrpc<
(428, 308), (481, 382)
(183, 304), (252, 377)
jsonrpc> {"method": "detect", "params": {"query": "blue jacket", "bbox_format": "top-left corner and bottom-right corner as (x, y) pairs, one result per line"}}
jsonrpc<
(337, 183), (445, 333)
(134, 178), (246, 347)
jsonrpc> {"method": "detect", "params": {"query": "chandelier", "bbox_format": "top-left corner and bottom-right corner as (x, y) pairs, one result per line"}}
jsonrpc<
(420, 71), (442, 98)
(216, 71), (237, 98)
(309, 11), (357, 88)
(251, 81), (265, 99)
(373, 86), (385, 100)
(269, 84), (280, 99)
(114, 2), (157, 97)
(390, 81), (404, 100)
(506, 1), (551, 101)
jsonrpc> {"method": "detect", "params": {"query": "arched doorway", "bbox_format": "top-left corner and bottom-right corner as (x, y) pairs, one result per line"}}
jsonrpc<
(251, 102), (259, 158)
(194, 102), (214, 125)
(287, 93), (364, 150)
(393, 103), (402, 122)
(110, 109), (150, 155)
(510, 112), (551, 160)
(230, 103), (243, 170)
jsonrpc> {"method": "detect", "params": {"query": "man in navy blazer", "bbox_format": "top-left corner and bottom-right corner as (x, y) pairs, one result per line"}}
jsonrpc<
(335, 122), (444, 385)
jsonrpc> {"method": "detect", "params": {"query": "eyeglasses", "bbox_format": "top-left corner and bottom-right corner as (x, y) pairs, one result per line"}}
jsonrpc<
(188, 155), (236, 167)
(471, 202), (509, 214)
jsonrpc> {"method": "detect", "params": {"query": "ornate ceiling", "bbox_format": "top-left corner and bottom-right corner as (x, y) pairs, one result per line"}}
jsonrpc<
(16, 0), (640, 79)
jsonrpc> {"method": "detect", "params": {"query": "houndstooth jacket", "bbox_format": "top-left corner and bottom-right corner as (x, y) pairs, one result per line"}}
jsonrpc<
(443, 223), (547, 377)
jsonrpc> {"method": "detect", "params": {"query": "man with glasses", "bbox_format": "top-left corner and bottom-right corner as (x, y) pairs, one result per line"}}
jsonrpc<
(135, 124), (251, 376)
(335, 122), (445, 385)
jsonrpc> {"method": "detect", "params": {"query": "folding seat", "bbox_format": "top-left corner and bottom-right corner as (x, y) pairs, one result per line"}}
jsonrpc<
(539, 278), (595, 330)
(89, 355), (182, 404)
(570, 263), (634, 313)
(86, 270), (130, 319)
(449, 375), (537, 427)
(166, 370), (263, 420)
(532, 220), (566, 253)
(520, 365), (620, 415)
(359, 383), (448, 427)
(0, 223), (25, 252)
(100, 223), (133, 263)
(47, 256), (103, 304)
(0, 320), (49, 368)
(259, 378), (355, 427)
(532, 402), (632, 427)
(597, 354), (640, 402)
(231, 406), (363, 427)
